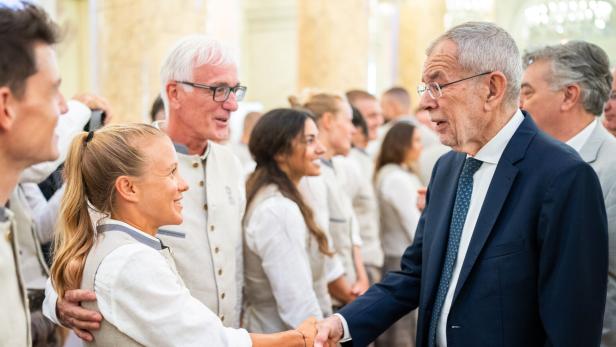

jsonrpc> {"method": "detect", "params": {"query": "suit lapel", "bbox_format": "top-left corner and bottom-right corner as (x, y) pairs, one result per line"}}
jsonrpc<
(422, 152), (466, 308)
(452, 114), (536, 302)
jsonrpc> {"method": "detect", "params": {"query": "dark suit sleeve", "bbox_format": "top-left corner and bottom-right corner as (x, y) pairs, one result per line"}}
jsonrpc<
(338, 158), (444, 346)
(537, 162), (608, 346)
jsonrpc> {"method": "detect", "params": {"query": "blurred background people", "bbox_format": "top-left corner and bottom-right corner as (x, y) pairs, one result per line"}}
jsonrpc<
(380, 86), (446, 183)
(521, 40), (616, 346)
(243, 108), (334, 332)
(230, 110), (263, 177)
(346, 106), (383, 287)
(373, 122), (423, 347)
(296, 92), (370, 307)
(149, 95), (165, 122)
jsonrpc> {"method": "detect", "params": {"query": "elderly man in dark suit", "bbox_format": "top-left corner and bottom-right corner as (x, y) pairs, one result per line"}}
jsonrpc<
(315, 21), (608, 347)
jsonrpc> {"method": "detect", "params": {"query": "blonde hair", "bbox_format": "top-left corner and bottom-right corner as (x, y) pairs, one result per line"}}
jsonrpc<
(288, 91), (346, 122)
(50, 123), (165, 298)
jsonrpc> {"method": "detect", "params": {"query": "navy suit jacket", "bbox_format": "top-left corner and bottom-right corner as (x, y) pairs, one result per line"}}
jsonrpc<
(339, 113), (608, 347)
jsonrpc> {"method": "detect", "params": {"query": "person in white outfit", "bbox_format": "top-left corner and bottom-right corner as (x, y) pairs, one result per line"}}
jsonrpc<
(243, 108), (339, 333)
(50, 123), (316, 347)
(373, 122), (423, 347)
(295, 92), (370, 307)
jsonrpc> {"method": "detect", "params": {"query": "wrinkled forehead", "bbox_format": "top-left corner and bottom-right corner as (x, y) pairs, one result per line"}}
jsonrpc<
(192, 62), (239, 84)
(422, 39), (462, 81)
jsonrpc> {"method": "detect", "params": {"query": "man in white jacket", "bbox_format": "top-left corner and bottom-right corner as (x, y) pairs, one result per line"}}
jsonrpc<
(44, 36), (249, 341)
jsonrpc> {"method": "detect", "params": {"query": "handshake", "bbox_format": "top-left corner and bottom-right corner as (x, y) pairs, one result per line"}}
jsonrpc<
(253, 315), (345, 347)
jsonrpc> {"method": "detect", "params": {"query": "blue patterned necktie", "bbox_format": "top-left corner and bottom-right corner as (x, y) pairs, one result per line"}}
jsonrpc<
(428, 157), (483, 347)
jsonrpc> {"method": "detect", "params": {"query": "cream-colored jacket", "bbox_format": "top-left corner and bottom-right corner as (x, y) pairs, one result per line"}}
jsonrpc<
(158, 141), (245, 328)
(0, 208), (30, 346)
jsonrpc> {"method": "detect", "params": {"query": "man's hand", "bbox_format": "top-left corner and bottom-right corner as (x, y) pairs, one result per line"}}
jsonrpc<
(416, 187), (427, 212)
(57, 289), (102, 342)
(72, 92), (114, 125)
(314, 315), (344, 347)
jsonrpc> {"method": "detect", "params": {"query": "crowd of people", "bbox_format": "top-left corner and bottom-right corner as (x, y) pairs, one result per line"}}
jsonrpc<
(1, 2), (615, 347)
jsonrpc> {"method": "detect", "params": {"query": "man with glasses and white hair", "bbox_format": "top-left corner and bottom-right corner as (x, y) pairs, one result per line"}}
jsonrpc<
(604, 68), (616, 137)
(45, 36), (249, 342)
(520, 40), (616, 347)
(315, 21), (607, 347)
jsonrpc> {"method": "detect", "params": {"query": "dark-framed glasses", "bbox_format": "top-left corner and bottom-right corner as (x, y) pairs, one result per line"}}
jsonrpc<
(417, 71), (492, 100)
(177, 81), (247, 102)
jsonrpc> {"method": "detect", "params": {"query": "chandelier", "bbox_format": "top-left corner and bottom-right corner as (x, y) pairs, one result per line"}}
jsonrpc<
(524, 0), (613, 33)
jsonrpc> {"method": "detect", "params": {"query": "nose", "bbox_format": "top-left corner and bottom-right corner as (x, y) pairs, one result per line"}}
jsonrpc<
(518, 96), (526, 110)
(58, 92), (68, 115)
(222, 92), (239, 112)
(418, 90), (437, 111)
(315, 139), (326, 156)
(177, 173), (189, 193)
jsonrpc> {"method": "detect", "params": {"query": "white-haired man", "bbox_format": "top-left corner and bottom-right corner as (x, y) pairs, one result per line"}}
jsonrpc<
(45, 36), (250, 341)
(315, 21), (607, 347)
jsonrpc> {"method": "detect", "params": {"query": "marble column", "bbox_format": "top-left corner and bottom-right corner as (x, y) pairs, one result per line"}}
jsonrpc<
(397, 0), (446, 109)
(297, 0), (370, 94)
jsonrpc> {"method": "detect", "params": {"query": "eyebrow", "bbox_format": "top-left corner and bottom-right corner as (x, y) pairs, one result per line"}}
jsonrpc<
(520, 82), (533, 89)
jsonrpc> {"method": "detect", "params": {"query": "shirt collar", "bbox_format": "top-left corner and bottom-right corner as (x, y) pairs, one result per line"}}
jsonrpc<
(566, 118), (597, 153)
(98, 219), (163, 250)
(471, 109), (525, 165)
(173, 141), (211, 161)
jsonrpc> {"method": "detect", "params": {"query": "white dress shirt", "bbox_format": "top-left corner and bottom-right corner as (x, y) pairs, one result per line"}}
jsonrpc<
(337, 110), (525, 346)
(82, 219), (251, 346)
(566, 118), (597, 152)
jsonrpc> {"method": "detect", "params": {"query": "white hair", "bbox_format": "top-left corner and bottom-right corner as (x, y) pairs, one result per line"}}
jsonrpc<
(427, 22), (522, 107)
(159, 35), (236, 114)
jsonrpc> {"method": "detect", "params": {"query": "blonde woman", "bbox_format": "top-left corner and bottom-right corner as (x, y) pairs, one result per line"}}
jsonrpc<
(50, 124), (315, 346)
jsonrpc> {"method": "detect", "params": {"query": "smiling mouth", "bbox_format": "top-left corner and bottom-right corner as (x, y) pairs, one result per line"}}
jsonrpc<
(214, 116), (229, 124)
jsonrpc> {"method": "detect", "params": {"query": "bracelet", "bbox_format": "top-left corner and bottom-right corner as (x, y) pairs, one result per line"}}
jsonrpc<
(295, 329), (306, 347)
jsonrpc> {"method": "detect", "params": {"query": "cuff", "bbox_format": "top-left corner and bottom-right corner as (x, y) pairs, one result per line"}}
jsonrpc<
(333, 313), (352, 342)
(42, 278), (61, 325)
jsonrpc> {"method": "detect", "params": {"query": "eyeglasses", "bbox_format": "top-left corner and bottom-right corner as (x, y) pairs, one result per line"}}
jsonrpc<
(417, 71), (492, 100)
(177, 81), (247, 102)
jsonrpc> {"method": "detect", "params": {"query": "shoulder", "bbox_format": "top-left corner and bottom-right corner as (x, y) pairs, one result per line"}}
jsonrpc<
(208, 141), (243, 170)
(95, 243), (167, 286)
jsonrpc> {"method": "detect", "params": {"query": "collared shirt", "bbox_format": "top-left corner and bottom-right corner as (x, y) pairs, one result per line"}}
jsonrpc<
(88, 219), (251, 346)
(337, 109), (525, 345)
(566, 118), (597, 152)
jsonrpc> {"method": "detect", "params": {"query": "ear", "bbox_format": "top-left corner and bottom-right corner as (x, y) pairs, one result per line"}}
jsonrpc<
(114, 176), (140, 203)
(166, 82), (181, 110)
(0, 87), (16, 132)
(560, 84), (581, 112)
(320, 111), (334, 130)
(484, 72), (508, 112)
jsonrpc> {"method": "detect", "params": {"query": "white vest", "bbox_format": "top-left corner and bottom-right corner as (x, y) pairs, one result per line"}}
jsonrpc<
(158, 142), (245, 327)
(346, 149), (383, 268)
(320, 159), (358, 295)
(0, 208), (31, 346)
(242, 185), (331, 332)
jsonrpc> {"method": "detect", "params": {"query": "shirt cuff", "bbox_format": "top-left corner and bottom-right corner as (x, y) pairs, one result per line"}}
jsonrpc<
(43, 278), (61, 325)
(333, 313), (352, 342)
